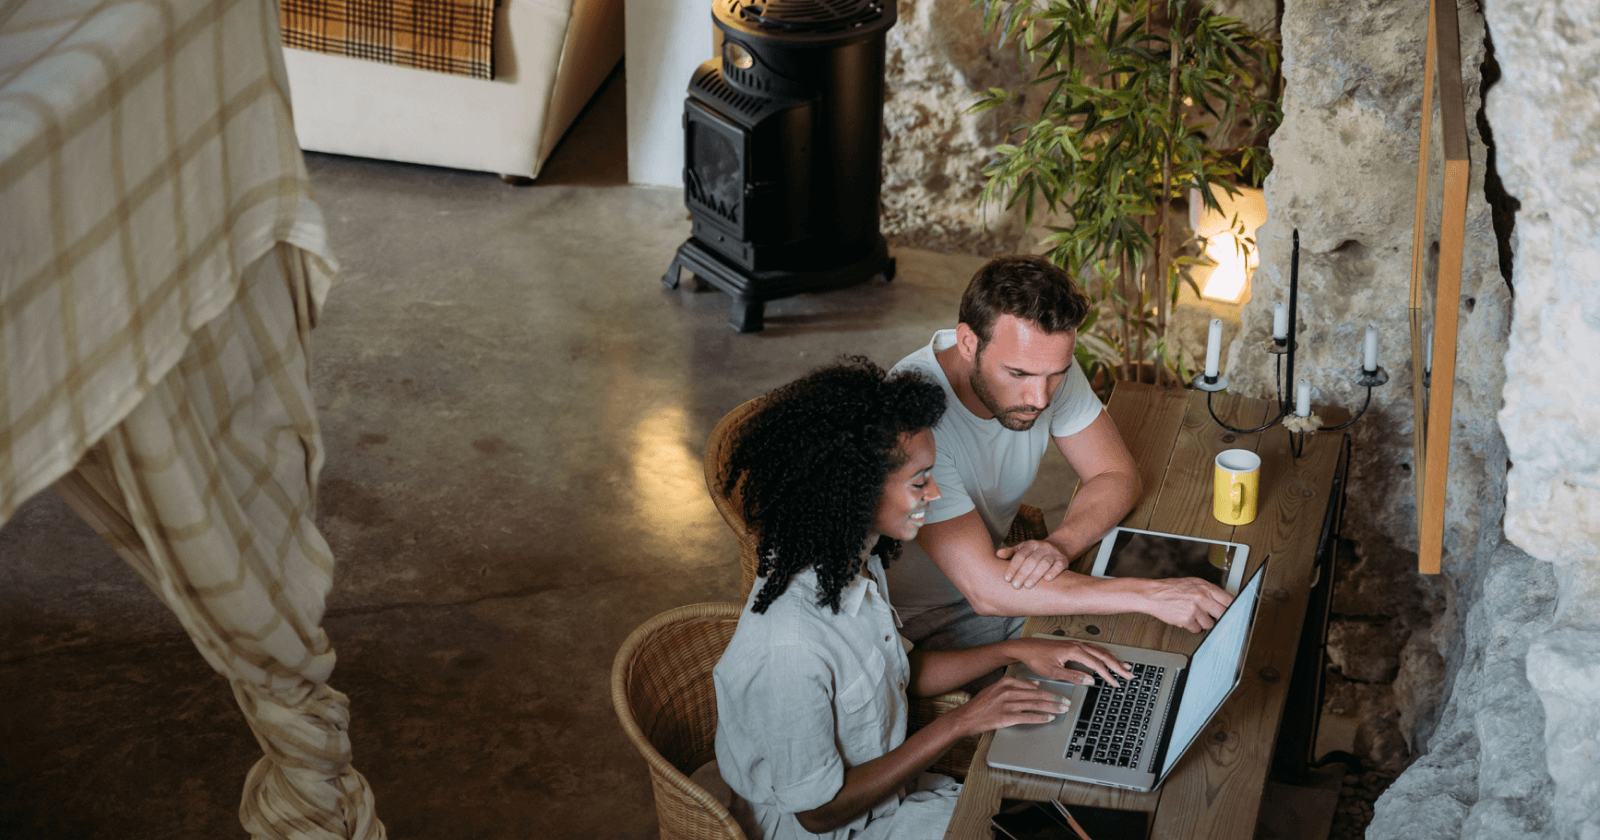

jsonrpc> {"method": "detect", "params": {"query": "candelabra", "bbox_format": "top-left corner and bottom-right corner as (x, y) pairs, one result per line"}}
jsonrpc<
(1190, 230), (1389, 457)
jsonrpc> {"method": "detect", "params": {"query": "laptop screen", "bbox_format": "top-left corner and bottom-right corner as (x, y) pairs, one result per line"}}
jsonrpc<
(1159, 564), (1266, 779)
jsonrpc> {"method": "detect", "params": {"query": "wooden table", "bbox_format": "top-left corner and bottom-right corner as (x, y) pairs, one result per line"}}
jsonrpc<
(944, 381), (1350, 839)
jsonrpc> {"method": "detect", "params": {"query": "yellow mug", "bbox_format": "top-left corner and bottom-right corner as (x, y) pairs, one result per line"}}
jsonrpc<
(1213, 449), (1261, 525)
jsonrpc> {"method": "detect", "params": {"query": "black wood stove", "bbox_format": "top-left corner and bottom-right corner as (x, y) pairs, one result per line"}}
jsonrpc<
(661, 0), (897, 332)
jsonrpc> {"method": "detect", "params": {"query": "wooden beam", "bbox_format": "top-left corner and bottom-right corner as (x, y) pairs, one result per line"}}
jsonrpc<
(1411, 0), (1470, 575)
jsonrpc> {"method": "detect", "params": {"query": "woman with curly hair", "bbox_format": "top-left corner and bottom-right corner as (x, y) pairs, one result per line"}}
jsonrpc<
(712, 358), (1132, 840)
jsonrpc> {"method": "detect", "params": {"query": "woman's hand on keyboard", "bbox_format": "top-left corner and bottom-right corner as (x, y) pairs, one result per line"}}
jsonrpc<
(951, 677), (1076, 735)
(1009, 638), (1135, 688)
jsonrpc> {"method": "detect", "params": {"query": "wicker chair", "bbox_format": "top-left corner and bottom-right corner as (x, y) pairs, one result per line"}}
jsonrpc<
(612, 602), (747, 840)
(1006, 503), (1050, 546)
(703, 397), (767, 602)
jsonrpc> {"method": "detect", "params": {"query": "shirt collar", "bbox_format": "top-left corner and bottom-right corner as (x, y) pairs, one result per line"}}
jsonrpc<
(788, 555), (884, 617)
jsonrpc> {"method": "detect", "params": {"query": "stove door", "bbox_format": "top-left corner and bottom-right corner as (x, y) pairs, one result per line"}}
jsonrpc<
(684, 99), (749, 241)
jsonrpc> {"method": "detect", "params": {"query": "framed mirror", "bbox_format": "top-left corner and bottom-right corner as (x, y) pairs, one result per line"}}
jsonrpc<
(1408, 0), (1469, 574)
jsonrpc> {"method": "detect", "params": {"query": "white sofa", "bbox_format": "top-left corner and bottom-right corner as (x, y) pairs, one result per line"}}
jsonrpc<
(282, 0), (623, 180)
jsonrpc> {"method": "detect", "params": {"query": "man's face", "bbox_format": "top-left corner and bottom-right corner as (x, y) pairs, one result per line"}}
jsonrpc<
(966, 314), (1077, 432)
(872, 429), (940, 542)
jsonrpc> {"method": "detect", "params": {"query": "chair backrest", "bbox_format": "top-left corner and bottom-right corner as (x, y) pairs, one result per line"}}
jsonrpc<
(612, 602), (747, 840)
(704, 397), (767, 601)
(1005, 503), (1049, 546)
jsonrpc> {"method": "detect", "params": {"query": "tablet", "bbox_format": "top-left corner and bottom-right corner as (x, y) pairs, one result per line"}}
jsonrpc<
(1089, 526), (1249, 594)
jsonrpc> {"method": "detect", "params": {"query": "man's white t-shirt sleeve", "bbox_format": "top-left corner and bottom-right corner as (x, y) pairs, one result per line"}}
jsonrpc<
(1047, 363), (1104, 439)
(922, 431), (975, 526)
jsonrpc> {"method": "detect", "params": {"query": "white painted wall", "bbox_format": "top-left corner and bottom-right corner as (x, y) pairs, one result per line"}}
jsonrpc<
(624, 0), (714, 186)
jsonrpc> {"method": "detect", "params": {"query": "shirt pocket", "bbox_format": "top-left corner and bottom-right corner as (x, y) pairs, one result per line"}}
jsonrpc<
(835, 645), (893, 761)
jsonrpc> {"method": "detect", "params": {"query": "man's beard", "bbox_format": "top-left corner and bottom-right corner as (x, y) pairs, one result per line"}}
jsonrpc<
(969, 366), (1044, 431)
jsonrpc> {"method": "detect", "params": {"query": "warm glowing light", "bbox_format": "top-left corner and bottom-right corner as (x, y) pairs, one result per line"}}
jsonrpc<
(1200, 232), (1257, 302)
(1190, 185), (1267, 304)
(628, 402), (711, 544)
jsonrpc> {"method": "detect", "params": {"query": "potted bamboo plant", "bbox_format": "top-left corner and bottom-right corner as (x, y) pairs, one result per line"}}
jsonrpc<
(974, 0), (1280, 396)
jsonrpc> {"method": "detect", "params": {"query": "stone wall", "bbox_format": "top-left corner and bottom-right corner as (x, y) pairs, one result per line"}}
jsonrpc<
(881, 0), (1034, 255)
(880, 0), (1279, 258)
(1226, 0), (1509, 785)
(1368, 1), (1600, 838)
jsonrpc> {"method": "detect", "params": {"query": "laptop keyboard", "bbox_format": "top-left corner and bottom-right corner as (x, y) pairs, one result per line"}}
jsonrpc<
(1066, 662), (1165, 769)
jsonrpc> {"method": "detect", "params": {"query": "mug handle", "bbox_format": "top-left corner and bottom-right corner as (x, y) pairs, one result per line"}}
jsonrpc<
(1230, 480), (1244, 516)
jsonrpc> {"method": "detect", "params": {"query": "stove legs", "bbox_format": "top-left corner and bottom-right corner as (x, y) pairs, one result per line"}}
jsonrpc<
(662, 236), (888, 333)
(730, 296), (764, 333)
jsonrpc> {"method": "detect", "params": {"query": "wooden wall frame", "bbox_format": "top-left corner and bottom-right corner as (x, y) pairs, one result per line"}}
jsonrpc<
(1409, 0), (1470, 575)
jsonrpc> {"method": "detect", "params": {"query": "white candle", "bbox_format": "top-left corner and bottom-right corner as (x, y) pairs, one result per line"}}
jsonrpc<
(1363, 323), (1379, 372)
(1272, 303), (1288, 341)
(1205, 319), (1222, 378)
(1296, 380), (1311, 416)
(1425, 328), (1434, 373)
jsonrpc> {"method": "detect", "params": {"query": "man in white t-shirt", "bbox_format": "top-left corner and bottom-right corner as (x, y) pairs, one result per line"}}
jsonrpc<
(888, 255), (1233, 653)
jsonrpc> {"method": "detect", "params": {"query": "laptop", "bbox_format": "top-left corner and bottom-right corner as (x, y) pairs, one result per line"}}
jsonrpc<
(985, 563), (1267, 791)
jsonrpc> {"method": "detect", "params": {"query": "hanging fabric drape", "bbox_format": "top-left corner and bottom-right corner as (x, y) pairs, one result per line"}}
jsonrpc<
(52, 245), (382, 840)
(3, 1), (383, 835)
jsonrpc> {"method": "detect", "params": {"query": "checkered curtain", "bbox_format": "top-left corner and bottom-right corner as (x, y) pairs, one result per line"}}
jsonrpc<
(3, 3), (382, 834)
(280, 0), (496, 79)
(52, 244), (385, 840)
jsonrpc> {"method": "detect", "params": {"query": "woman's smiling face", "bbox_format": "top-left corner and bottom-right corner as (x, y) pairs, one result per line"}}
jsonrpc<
(871, 429), (940, 543)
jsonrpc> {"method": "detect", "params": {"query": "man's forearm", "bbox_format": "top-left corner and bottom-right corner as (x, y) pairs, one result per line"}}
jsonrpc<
(919, 501), (1144, 619)
(1045, 467), (1139, 560)
(967, 568), (1160, 618)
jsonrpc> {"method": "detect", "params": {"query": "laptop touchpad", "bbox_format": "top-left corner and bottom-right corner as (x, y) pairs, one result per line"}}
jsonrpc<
(1010, 673), (1085, 731)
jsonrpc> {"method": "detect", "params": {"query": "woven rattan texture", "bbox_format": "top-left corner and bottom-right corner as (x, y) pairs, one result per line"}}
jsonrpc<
(704, 397), (767, 601)
(613, 603), (747, 840)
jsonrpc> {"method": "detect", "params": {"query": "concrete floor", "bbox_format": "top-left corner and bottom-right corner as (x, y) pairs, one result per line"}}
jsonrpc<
(0, 68), (1338, 838)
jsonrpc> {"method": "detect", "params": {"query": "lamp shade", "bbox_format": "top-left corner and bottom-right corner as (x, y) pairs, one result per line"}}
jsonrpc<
(1189, 185), (1267, 303)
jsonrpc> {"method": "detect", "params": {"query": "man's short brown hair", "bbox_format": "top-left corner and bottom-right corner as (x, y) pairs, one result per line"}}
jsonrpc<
(958, 255), (1092, 345)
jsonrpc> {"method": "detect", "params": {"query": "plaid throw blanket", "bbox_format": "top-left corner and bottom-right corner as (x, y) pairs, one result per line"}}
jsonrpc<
(281, 0), (496, 80)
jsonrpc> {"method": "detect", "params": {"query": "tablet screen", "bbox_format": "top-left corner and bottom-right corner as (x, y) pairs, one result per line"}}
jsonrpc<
(1101, 530), (1236, 586)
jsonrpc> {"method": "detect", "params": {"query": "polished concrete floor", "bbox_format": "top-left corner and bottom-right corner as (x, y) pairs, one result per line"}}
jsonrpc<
(0, 69), (1339, 838)
(0, 69), (988, 839)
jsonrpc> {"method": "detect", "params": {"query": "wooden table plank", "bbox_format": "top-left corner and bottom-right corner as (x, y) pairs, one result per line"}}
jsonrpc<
(1134, 390), (1273, 658)
(1146, 406), (1350, 840)
(1065, 383), (1191, 580)
(1104, 383), (1191, 533)
(1045, 391), (1274, 820)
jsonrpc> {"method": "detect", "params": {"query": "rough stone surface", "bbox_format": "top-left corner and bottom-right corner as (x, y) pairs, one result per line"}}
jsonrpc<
(1526, 627), (1600, 838)
(1230, 0), (1506, 571)
(1488, 19), (1600, 837)
(880, 0), (1034, 255)
(1319, 672), (1411, 772)
(1391, 626), (1446, 752)
(1224, 0), (1509, 790)
(1369, 543), (1559, 840)
(1483, 0), (1600, 837)
(1493, 2), (1600, 567)
(1326, 620), (1401, 684)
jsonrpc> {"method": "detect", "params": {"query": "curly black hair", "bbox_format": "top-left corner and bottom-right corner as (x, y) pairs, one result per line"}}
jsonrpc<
(722, 357), (946, 615)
